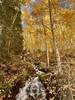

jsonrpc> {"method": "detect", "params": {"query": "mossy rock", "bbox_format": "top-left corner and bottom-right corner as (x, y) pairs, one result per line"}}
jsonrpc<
(39, 73), (49, 85)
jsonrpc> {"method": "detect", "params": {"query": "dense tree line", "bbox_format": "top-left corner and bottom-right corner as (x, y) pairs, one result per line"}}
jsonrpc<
(0, 0), (23, 61)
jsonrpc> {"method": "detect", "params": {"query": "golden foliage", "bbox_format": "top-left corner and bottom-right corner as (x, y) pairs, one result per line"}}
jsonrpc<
(21, 0), (75, 52)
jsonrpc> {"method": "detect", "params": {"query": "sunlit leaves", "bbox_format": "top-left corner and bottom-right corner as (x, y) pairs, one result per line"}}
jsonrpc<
(21, 0), (75, 51)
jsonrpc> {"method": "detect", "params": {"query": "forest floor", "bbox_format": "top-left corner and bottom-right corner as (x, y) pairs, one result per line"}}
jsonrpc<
(0, 49), (75, 100)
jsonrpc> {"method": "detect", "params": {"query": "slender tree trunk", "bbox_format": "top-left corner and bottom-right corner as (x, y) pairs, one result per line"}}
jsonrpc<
(48, 0), (55, 53)
(42, 20), (50, 68)
(48, 0), (62, 73)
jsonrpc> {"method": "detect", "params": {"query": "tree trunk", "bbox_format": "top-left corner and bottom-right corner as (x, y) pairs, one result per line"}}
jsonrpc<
(48, 0), (62, 73)
(42, 20), (50, 68)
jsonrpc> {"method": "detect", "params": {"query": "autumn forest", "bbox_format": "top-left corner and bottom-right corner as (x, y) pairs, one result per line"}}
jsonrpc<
(0, 0), (75, 100)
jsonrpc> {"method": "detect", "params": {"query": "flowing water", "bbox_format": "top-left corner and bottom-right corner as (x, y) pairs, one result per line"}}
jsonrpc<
(16, 64), (47, 100)
(16, 76), (47, 100)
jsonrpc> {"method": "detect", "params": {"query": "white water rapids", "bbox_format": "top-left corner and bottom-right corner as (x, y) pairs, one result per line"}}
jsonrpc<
(16, 76), (47, 100)
(16, 64), (47, 100)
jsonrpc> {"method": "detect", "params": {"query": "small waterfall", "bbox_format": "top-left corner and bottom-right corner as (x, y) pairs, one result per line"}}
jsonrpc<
(16, 76), (47, 100)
